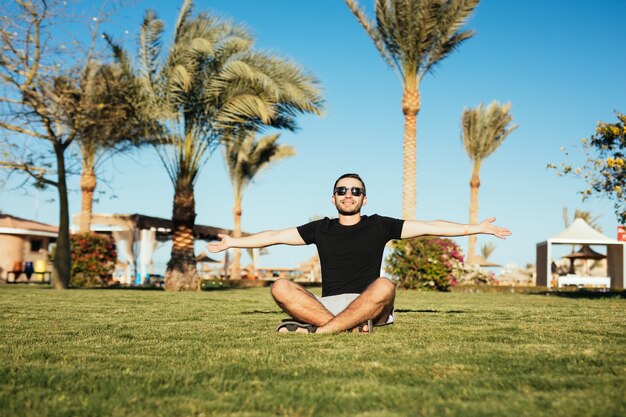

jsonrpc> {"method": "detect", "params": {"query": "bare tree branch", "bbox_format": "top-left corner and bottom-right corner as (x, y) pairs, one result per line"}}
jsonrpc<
(0, 121), (51, 140)
(0, 160), (57, 186)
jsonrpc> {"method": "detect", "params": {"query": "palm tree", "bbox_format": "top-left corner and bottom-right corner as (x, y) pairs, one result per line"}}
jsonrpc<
(106, 0), (323, 290)
(224, 130), (295, 279)
(345, 0), (479, 219)
(562, 207), (602, 232)
(562, 207), (603, 257)
(480, 242), (495, 261)
(75, 63), (148, 232)
(461, 101), (517, 263)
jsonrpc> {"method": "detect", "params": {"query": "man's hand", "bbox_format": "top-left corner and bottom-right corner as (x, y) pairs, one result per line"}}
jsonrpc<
(479, 218), (511, 239)
(206, 233), (232, 253)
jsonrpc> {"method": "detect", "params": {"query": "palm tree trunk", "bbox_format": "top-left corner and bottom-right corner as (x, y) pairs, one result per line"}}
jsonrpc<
(231, 193), (242, 280)
(53, 141), (71, 289)
(401, 84), (420, 220)
(79, 160), (97, 233)
(467, 161), (481, 264)
(165, 183), (199, 291)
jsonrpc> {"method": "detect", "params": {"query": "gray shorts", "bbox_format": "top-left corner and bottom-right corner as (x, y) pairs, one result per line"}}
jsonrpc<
(315, 293), (395, 324)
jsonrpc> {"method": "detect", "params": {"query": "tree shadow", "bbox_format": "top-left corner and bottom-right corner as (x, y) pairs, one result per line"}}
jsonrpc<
(529, 290), (626, 299)
(240, 310), (282, 315)
(395, 309), (465, 314)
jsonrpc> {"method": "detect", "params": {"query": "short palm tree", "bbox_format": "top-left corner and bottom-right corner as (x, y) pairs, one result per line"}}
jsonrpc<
(562, 207), (603, 255)
(461, 101), (517, 263)
(75, 63), (148, 232)
(562, 208), (602, 232)
(346, 0), (479, 219)
(480, 242), (495, 261)
(224, 130), (295, 279)
(107, 0), (323, 290)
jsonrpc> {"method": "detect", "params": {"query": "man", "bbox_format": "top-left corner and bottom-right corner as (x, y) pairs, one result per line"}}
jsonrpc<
(207, 173), (511, 334)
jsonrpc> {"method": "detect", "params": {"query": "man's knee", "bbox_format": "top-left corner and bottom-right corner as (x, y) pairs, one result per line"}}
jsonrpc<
(271, 278), (294, 301)
(370, 277), (396, 302)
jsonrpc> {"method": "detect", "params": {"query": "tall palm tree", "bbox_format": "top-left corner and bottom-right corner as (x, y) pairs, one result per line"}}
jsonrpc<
(346, 0), (479, 219)
(224, 130), (295, 279)
(107, 0), (323, 290)
(461, 101), (517, 263)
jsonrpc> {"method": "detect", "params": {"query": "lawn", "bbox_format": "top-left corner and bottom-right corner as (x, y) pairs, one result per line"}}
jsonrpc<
(0, 286), (624, 417)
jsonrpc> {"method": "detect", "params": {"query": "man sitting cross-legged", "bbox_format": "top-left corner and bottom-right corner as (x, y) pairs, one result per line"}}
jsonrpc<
(207, 173), (511, 334)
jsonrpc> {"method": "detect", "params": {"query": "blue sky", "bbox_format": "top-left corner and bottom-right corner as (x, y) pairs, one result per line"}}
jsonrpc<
(2, 0), (625, 273)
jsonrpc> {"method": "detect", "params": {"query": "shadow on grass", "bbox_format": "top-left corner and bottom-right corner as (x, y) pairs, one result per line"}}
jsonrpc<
(240, 310), (282, 315)
(64, 285), (165, 291)
(530, 289), (626, 299)
(395, 309), (465, 314)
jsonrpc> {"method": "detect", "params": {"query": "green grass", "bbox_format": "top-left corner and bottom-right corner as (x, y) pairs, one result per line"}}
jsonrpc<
(1, 286), (625, 417)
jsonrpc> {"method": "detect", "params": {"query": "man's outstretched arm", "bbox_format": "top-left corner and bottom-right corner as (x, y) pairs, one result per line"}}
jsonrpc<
(206, 227), (306, 253)
(401, 217), (511, 240)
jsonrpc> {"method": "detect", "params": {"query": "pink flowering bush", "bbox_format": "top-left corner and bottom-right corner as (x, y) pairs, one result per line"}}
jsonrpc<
(70, 232), (117, 287)
(385, 237), (464, 291)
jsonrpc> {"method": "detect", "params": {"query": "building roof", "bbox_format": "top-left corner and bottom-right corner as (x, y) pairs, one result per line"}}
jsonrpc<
(84, 213), (238, 242)
(549, 218), (617, 244)
(0, 214), (58, 237)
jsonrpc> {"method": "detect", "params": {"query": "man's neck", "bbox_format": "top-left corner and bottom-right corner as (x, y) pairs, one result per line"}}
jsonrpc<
(338, 213), (362, 226)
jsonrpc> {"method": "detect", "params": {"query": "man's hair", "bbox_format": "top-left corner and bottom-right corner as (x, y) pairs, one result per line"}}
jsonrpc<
(333, 173), (366, 195)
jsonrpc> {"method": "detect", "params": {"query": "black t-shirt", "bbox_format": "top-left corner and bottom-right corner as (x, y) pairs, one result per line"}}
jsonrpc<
(297, 214), (404, 297)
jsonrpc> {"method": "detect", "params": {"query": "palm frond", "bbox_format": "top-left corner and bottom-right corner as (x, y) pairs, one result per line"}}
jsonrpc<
(174, 0), (194, 40)
(423, 0), (479, 75)
(139, 10), (164, 87)
(346, 0), (397, 72)
(424, 29), (474, 74)
(213, 34), (254, 62)
(244, 53), (324, 116)
(103, 34), (135, 79)
(224, 130), (295, 196)
(347, 0), (479, 84)
(168, 64), (192, 97)
(218, 94), (274, 125)
(461, 101), (518, 162)
(481, 242), (496, 260)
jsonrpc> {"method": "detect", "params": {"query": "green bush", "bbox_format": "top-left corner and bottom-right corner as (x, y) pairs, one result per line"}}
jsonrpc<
(385, 237), (464, 291)
(70, 232), (117, 287)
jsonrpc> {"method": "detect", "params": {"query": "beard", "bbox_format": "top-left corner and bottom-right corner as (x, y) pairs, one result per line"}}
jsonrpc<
(335, 199), (363, 216)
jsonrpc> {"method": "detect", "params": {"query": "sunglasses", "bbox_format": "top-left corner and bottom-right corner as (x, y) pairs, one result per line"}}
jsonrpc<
(334, 186), (365, 197)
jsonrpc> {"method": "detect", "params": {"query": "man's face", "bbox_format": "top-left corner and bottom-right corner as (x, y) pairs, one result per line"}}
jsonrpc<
(332, 177), (367, 216)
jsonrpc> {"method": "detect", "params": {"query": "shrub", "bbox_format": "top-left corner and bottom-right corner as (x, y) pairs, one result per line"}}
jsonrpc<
(452, 263), (496, 285)
(385, 237), (464, 291)
(70, 232), (117, 287)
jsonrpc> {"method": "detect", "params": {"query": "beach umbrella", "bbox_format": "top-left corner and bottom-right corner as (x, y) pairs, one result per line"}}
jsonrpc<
(563, 245), (606, 260)
(195, 252), (221, 263)
(563, 245), (606, 274)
